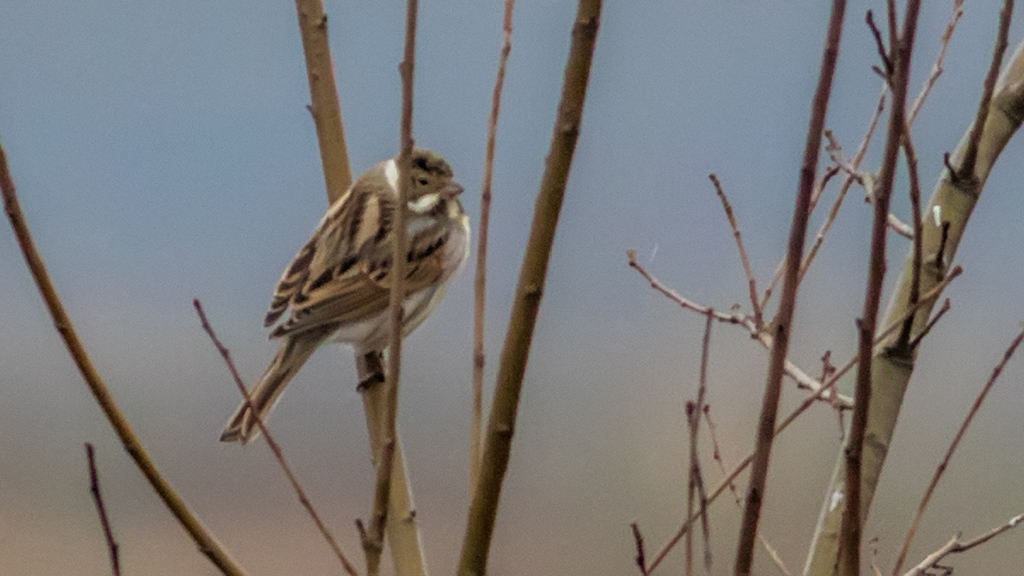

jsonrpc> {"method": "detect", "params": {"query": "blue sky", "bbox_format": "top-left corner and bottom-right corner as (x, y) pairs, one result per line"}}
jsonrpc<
(2, 1), (1024, 574)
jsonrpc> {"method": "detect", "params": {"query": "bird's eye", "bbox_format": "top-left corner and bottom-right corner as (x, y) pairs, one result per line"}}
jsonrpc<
(417, 178), (429, 186)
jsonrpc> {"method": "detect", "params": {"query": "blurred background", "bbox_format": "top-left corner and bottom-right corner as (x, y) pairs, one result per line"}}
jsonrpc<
(2, 0), (1024, 574)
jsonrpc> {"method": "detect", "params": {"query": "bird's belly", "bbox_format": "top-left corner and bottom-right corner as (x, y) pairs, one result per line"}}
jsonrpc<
(330, 286), (440, 351)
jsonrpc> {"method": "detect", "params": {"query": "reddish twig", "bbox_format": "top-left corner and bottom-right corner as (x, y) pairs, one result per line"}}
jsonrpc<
(958, 0), (1015, 182)
(907, 298), (951, 350)
(644, 266), (961, 575)
(631, 521), (649, 576)
(799, 86), (887, 285)
(366, 2), (420, 573)
(843, 3), (922, 574)
(895, 129), (924, 350)
(685, 313), (714, 575)
(736, 2), (849, 553)
(709, 174), (763, 328)
(85, 443), (121, 576)
(907, 0), (964, 126)
(473, 0), (517, 496)
(193, 300), (358, 576)
(890, 326), (1024, 576)
(901, 512), (1024, 576)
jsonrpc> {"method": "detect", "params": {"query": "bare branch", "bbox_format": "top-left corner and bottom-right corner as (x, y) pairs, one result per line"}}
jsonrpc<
(709, 174), (762, 328)
(628, 251), (854, 408)
(901, 513), (1024, 576)
(895, 130), (925, 350)
(890, 326), (1024, 576)
(644, 267), (962, 575)
(193, 301), (358, 576)
(907, 0), (964, 126)
(85, 443), (121, 576)
(0, 141), (246, 576)
(294, 0), (352, 203)
(842, 3), (922, 574)
(473, 0), (518, 496)
(958, 0), (1014, 180)
(741, 1), (843, 541)
(457, 2), (602, 573)
(631, 521), (649, 576)
(365, 2), (421, 572)
(800, 86), (886, 284)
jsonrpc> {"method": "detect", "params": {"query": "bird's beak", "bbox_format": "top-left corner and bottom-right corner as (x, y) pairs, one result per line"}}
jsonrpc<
(441, 181), (464, 199)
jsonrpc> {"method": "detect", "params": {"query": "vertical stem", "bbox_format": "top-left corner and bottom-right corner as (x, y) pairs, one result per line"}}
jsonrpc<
(732, 1), (847, 574)
(841, 4), (921, 575)
(294, 0), (353, 203)
(472, 0), (517, 496)
(365, 2), (418, 574)
(456, 2), (602, 573)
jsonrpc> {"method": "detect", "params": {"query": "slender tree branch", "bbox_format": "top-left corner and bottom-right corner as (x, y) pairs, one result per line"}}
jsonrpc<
(472, 0), (517, 496)
(735, 4), (847, 571)
(800, 86), (886, 285)
(889, 326), (1024, 576)
(355, 352), (427, 576)
(843, 3), (922, 574)
(685, 313), (714, 575)
(906, 0), (964, 126)
(704, 408), (791, 576)
(0, 141), (246, 576)
(294, 0), (352, 203)
(292, 0), (427, 571)
(806, 44), (1024, 576)
(631, 521), (649, 576)
(907, 298), (950, 350)
(457, 2), (602, 573)
(644, 267), (961, 575)
(85, 443), (121, 576)
(193, 301), (358, 576)
(895, 129), (924, 350)
(900, 513), (1024, 576)
(958, 0), (1014, 181)
(628, 251), (853, 408)
(364, 2), (419, 573)
(709, 174), (762, 328)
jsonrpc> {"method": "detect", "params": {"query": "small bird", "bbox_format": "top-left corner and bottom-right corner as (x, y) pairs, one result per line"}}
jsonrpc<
(220, 148), (469, 444)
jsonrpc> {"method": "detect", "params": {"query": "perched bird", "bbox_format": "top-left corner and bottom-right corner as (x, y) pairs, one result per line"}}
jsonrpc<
(220, 148), (469, 444)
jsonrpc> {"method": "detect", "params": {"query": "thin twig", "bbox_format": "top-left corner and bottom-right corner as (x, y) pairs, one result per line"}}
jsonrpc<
(703, 408), (792, 576)
(365, 2), (420, 573)
(866, 11), (893, 80)
(0, 142), (246, 576)
(293, 0), (352, 203)
(85, 443), (121, 576)
(901, 513), (1024, 576)
(842, 4), (922, 575)
(958, 0), (1014, 181)
(628, 251), (854, 408)
(907, 0), (964, 126)
(889, 326), (1024, 576)
(907, 298), (950, 350)
(686, 313), (714, 575)
(709, 174), (762, 328)
(193, 300), (358, 576)
(631, 521), (649, 576)
(799, 85), (887, 285)
(473, 0), (517, 497)
(457, 3), (602, 574)
(735, 6), (846, 568)
(644, 266), (962, 575)
(895, 130), (924, 350)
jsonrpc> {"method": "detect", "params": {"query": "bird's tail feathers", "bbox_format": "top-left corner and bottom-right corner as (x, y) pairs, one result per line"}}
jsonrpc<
(219, 332), (325, 444)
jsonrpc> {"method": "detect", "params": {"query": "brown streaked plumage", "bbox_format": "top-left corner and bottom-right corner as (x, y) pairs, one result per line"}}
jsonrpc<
(220, 149), (469, 444)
